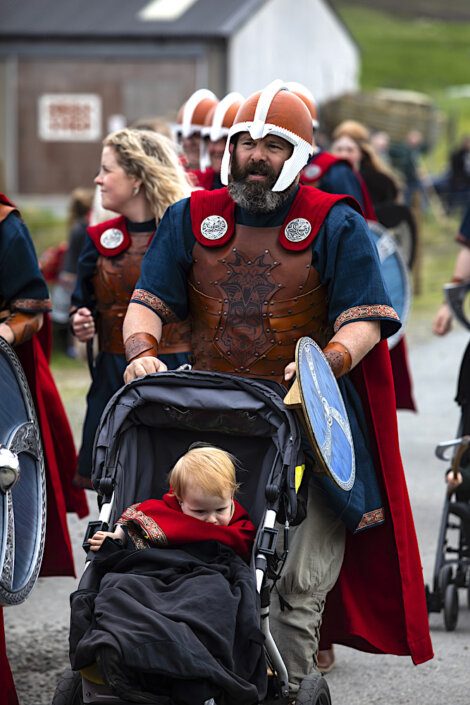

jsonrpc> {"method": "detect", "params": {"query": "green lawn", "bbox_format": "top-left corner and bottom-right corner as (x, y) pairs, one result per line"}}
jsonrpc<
(335, 5), (470, 171)
(338, 7), (470, 92)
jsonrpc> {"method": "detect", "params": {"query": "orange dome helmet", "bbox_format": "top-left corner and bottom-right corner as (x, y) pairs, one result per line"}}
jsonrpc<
(200, 92), (244, 170)
(220, 80), (314, 192)
(175, 88), (218, 139)
(285, 81), (319, 129)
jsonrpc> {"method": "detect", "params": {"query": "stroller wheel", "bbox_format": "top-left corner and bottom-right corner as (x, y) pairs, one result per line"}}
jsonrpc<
(443, 584), (459, 631)
(52, 668), (83, 705)
(296, 673), (331, 705)
(438, 565), (453, 597)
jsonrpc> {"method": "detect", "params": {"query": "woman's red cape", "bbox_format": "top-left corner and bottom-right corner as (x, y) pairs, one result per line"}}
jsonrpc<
(16, 315), (88, 576)
(320, 341), (433, 664)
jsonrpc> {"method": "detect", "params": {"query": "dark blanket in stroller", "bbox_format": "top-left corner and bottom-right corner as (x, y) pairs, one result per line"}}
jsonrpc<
(70, 540), (267, 705)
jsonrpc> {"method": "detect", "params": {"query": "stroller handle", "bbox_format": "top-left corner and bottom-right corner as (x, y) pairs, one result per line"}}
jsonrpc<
(435, 436), (470, 475)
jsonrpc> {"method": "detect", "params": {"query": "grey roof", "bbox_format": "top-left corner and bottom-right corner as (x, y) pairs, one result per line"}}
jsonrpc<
(0, 0), (266, 39)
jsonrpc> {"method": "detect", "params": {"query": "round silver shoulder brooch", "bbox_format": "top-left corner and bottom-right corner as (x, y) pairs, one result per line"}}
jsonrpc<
(100, 228), (125, 249)
(285, 218), (312, 243)
(201, 215), (228, 240)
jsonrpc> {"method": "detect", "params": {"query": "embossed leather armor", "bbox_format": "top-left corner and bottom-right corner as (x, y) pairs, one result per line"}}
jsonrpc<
(92, 233), (190, 355)
(189, 223), (331, 383)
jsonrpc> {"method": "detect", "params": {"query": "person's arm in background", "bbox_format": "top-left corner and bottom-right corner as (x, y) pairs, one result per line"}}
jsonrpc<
(69, 235), (98, 342)
(433, 206), (470, 336)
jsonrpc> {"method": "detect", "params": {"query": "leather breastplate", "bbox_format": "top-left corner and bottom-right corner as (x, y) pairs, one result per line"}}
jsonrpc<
(188, 223), (331, 383)
(92, 233), (190, 355)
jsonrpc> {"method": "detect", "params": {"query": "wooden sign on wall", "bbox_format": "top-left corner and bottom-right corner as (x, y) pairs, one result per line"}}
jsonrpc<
(38, 94), (102, 141)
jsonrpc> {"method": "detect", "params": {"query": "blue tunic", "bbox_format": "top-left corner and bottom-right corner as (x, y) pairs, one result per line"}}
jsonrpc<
(132, 189), (401, 532)
(317, 160), (365, 210)
(1, 212), (50, 308)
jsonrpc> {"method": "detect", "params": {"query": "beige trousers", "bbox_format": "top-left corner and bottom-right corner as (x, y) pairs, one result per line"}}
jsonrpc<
(269, 478), (346, 693)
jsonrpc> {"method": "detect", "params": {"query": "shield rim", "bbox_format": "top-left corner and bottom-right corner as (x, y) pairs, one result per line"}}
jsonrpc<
(367, 220), (412, 350)
(0, 337), (46, 606)
(296, 336), (355, 491)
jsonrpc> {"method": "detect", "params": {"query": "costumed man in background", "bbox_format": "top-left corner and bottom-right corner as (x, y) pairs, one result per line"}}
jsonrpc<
(173, 88), (219, 174)
(193, 92), (244, 190)
(0, 193), (89, 705)
(121, 82), (433, 700)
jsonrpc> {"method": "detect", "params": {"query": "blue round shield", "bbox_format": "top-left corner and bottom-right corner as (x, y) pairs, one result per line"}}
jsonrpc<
(0, 338), (45, 605)
(296, 337), (355, 491)
(367, 220), (411, 350)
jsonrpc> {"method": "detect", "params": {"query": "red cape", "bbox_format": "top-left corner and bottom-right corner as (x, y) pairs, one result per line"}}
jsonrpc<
(16, 316), (88, 577)
(0, 608), (18, 705)
(320, 341), (432, 664)
(121, 493), (256, 561)
(390, 337), (416, 411)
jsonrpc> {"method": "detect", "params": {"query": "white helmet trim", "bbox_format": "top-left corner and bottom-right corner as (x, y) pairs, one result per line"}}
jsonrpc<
(179, 88), (217, 139)
(220, 81), (314, 192)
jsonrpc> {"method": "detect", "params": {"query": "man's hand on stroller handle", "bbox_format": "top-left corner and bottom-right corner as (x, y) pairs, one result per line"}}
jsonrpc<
(89, 525), (126, 551)
(124, 356), (167, 383)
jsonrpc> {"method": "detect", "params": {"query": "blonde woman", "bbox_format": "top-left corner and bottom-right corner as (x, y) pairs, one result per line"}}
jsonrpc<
(332, 120), (400, 208)
(71, 129), (192, 488)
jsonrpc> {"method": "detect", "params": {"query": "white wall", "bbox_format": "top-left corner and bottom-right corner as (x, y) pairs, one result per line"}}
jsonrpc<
(228, 0), (359, 104)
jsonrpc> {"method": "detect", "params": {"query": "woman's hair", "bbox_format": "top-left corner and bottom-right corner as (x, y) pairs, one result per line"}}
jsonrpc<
(68, 187), (94, 224)
(102, 128), (192, 220)
(168, 446), (240, 500)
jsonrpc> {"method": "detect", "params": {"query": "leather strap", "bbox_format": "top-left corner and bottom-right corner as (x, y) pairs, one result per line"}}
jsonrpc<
(4, 311), (42, 346)
(124, 332), (159, 362)
(323, 341), (352, 379)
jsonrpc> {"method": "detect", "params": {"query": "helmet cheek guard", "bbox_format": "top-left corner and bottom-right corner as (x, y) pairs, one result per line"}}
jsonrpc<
(220, 81), (314, 191)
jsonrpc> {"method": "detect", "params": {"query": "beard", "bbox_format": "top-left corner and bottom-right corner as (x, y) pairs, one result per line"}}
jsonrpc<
(227, 154), (296, 213)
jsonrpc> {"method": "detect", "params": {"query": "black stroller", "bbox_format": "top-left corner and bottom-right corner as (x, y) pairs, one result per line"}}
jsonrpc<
(426, 435), (470, 631)
(52, 370), (331, 705)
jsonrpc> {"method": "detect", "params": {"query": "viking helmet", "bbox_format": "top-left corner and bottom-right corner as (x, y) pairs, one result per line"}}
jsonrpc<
(285, 81), (319, 129)
(200, 92), (244, 170)
(175, 89), (218, 139)
(220, 80), (314, 192)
